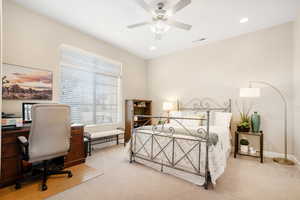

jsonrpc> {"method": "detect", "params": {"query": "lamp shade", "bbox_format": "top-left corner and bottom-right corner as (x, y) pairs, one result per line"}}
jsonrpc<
(163, 102), (174, 111)
(240, 88), (261, 98)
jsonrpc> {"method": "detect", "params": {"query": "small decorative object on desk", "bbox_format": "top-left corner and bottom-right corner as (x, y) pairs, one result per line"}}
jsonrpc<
(240, 138), (249, 153)
(251, 111), (261, 133)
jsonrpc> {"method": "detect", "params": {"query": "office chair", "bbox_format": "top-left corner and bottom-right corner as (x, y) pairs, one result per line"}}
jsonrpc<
(16, 104), (73, 191)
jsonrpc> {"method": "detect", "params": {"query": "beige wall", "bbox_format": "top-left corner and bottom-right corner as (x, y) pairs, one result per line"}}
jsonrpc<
(147, 23), (294, 154)
(2, 1), (147, 130)
(294, 11), (300, 161)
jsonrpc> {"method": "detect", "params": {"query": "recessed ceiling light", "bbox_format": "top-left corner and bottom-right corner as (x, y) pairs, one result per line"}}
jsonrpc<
(149, 46), (157, 51)
(240, 18), (249, 23)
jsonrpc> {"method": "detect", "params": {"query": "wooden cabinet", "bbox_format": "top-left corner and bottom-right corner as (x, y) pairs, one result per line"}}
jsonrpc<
(0, 124), (86, 187)
(125, 99), (152, 144)
(64, 125), (85, 168)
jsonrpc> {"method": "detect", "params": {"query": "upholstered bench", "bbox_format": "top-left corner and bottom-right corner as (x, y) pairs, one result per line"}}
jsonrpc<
(85, 129), (124, 156)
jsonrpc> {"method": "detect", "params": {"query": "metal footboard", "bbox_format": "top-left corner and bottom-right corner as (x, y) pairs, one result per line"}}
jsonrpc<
(129, 112), (212, 189)
(129, 99), (232, 190)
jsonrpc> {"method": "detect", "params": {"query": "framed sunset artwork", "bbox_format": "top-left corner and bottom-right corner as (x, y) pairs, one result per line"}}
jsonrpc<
(2, 63), (53, 100)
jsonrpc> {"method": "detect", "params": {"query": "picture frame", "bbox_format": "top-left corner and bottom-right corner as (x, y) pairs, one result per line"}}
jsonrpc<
(2, 63), (53, 100)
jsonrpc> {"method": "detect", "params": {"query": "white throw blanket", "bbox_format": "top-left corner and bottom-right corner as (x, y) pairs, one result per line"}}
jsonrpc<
(129, 124), (231, 185)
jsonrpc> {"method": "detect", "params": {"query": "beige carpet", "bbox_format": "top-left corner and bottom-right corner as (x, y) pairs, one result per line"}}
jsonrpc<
(0, 164), (103, 200)
(47, 145), (300, 200)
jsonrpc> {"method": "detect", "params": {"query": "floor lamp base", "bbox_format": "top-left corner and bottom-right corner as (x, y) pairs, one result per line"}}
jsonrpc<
(273, 157), (295, 165)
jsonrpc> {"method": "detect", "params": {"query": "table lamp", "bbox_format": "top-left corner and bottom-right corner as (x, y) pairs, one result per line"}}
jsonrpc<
(163, 101), (175, 123)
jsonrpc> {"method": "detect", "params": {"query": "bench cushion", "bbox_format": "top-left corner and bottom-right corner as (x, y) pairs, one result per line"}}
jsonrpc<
(88, 130), (123, 139)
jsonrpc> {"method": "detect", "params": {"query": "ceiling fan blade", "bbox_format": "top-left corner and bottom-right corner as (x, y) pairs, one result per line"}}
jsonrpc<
(127, 22), (151, 29)
(165, 20), (192, 30)
(134, 0), (153, 13)
(171, 0), (191, 14)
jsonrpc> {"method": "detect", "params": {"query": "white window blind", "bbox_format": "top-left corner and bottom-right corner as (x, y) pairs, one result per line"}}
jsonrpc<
(60, 45), (122, 125)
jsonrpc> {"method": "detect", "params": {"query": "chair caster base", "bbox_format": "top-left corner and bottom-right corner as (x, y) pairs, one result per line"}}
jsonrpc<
(41, 184), (48, 191)
(68, 172), (73, 178)
(15, 182), (21, 190)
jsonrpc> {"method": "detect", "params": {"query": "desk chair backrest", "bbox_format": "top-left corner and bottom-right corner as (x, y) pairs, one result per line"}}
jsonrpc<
(28, 104), (71, 163)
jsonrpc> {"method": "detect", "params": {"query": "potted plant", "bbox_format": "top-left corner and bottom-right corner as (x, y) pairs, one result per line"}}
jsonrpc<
(236, 100), (253, 132)
(240, 139), (249, 153)
(158, 119), (164, 125)
(237, 121), (251, 132)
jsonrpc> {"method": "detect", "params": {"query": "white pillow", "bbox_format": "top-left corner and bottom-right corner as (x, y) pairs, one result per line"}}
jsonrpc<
(179, 111), (204, 127)
(169, 111), (182, 125)
(169, 111), (199, 126)
(214, 112), (232, 128)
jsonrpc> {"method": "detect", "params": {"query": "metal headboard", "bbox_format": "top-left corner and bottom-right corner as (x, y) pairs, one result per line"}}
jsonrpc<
(178, 98), (232, 112)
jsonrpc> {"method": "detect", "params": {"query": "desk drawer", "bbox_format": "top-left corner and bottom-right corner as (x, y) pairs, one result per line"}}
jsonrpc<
(1, 143), (19, 158)
(71, 134), (83, 144)
(66, 142), (84, 161)
(2, 133), (28, 145)
(71, 128), (83, 136)
(2, 136), (17, 145)
(1, 157), (20, 179)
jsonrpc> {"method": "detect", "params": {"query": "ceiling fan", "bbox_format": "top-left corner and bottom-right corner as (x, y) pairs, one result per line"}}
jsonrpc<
(127, 0), (192, 40)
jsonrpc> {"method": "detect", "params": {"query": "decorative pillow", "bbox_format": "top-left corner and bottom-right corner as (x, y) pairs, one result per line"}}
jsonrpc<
(214, 112), (232, 128)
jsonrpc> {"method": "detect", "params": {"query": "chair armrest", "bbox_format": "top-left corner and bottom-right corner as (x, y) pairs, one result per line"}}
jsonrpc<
(18, 136), (28, 145)
(17, 136), (29, 161)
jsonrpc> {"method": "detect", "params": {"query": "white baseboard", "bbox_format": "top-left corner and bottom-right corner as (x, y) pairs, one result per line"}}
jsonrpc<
(231, 146), (300, 167)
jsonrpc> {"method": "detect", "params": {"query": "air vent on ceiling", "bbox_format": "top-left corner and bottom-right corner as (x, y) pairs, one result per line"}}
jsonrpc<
(192, 38), (206, 43)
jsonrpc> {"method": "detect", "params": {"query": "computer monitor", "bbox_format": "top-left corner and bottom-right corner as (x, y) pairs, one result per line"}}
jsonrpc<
(22, 103), (37, 123)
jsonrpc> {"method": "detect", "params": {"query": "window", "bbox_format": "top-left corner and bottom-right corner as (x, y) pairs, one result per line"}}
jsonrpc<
(60, 45), (122, 125)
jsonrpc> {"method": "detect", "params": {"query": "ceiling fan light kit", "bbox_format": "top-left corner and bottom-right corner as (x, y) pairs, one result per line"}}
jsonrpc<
(128, 0), (192, 40)
(150, 20), (170, 34)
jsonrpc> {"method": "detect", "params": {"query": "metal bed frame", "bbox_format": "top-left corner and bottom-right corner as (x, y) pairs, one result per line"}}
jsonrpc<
(129, 98), (231, 189)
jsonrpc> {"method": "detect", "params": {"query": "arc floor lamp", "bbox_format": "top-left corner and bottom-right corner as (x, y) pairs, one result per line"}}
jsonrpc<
(240, 81), (294, 165)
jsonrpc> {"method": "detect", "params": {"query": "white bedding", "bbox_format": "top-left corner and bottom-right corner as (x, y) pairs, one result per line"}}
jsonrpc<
(131, 124), (231, 185)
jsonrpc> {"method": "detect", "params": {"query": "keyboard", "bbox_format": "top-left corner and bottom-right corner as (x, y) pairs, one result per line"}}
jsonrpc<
(2, 123), (31, 131)
(1, 126), (22, 131)
(22, 123), (31, 127)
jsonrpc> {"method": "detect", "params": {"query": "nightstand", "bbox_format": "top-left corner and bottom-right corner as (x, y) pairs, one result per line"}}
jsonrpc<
(234, 131), (264, 163)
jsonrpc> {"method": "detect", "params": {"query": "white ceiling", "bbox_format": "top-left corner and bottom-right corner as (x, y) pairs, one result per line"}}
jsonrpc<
(12, 0), (300, 59)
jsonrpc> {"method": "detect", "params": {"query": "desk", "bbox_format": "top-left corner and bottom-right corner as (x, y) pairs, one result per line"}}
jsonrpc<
(0, 124), (86, 187)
